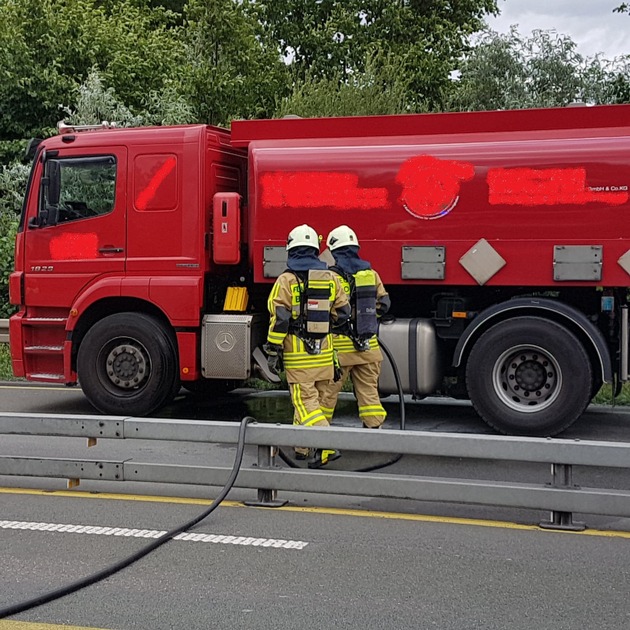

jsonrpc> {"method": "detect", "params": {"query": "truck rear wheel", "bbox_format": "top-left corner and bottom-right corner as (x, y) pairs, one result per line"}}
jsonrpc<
(466, 316), (592, 436)
(77, 313), (179, 416)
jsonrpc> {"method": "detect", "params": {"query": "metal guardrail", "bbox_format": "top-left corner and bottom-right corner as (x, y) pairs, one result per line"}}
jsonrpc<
(0, 319), (7, 344)
(2, 412), (630, 530)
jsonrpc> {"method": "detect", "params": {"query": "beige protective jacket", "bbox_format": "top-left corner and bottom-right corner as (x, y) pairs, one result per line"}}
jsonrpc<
(267, 270), (350, 383)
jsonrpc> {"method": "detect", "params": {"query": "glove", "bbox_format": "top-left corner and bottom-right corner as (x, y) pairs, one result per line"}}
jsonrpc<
(333, 350), (343, 383)
(264, 343), (283, 375)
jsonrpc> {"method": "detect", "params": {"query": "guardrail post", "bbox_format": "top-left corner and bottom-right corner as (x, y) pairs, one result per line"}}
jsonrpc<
(539, 463), (585, 531)
(244, 445), (288, 508)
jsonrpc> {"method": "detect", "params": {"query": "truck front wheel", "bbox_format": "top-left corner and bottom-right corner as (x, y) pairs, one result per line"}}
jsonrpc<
(466, 316), (592, 436)
(77, 313), (179, 416)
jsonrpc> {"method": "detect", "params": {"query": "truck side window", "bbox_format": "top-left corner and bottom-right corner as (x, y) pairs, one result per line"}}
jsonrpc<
(54, 156), (117, 223)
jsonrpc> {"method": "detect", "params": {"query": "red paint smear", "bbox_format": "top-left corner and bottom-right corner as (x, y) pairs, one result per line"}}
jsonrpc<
(261, 172), (388, 210)
(135, 157), (177, 210)
(50, 233), (98, 260)
(488, 167), (629, 206)
(396, 156), (475, 219)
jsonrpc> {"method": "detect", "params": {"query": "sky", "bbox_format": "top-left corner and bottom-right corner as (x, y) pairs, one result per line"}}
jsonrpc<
(486, 0), (629, 60)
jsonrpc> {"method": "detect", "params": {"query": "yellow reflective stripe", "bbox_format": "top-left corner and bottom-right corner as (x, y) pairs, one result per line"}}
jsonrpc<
(333, 335), (379, 352)
(302, 413), (327, 427)
(284, 348), (334, 358)
(267, 281), (281, 311)
(320, 449), (337, 463)
(284, 358), (333, 369)
(321, 406), (334, 420)
(333, 336), (356, 352)
(291, 384), (308, 420)
(293, 398), (326, 427)
(355, 269), (377, 287)
(291, 282), (303, 306)
(302, 408), (324, 423)
(359, 405), (386, 418)
(291, 386), (328, 425)
(339, 277), (351, 296)
(267, 281), (289, 344)
(284, 348), (334, 360)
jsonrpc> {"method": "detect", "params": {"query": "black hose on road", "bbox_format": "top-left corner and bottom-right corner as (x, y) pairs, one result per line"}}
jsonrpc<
(0, 415), (254, 620)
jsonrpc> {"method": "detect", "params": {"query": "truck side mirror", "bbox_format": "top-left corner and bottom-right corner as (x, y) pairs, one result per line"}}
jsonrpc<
(46, 160), (60, 206)
(37, 159), (60, 227)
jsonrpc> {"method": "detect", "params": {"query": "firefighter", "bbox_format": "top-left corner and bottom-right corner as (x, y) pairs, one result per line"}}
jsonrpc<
(320, 225), (391, 428)
(265, 224), (351, 468)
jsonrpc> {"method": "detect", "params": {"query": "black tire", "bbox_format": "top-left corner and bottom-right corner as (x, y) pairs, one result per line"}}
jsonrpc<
(466, 316), (592, 436)
(77, 312), (179, 416)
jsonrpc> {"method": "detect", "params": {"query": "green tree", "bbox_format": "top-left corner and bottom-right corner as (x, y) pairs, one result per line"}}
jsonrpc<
(251, 0), (499, 111)
(0, 0), (184, 140)
(448, 28), (625, 111)
(275, 51), (412, 118)
(180, 0), (288, 125)
(61, 68), (196, 127)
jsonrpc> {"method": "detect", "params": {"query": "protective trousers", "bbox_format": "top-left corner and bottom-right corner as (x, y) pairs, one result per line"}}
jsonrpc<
(320, 361), (387, 428)
(288, 380), (331, 456)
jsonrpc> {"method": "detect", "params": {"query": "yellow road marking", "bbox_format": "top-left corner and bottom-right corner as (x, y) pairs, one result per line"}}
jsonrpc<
(0, 622), (111, 630)
(1, 486), (629, 539)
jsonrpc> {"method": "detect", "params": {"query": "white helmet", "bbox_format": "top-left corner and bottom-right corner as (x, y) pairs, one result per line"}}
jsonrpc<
(326, 225), (359, 251)
(286, 224), (319, 251)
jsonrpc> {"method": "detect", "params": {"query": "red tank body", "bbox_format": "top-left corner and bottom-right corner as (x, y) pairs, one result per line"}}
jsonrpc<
(231, 105), (630, 287)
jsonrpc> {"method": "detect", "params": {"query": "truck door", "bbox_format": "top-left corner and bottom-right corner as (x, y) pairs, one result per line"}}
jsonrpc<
(126, 146), (193, 274)
(24, 147), (127, 309)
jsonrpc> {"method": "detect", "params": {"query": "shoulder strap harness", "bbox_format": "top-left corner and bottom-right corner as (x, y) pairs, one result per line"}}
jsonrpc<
(331, 266), (378, 351)
(287, 269), (333, 354)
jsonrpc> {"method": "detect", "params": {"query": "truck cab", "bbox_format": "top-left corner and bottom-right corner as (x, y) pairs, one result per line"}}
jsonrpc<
(10, 122), (247, 415)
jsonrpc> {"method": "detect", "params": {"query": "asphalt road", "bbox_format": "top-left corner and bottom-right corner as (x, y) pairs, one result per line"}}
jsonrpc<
(2, 384), (630, 629)
(2, 489), (630, 630)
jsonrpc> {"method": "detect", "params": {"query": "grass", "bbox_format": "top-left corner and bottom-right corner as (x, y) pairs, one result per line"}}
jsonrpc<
(593, 383), (630, 406)
(0, 344), (17, 380)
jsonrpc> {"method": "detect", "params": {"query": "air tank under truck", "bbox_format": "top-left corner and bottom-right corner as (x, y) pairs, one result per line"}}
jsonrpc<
(10, 104), (630, 436)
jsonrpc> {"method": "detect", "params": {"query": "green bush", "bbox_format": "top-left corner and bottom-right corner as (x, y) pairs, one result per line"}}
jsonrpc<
(0, 215), (17, 318)
(0, 344), (17, 380)
(0, 161), (27, 318)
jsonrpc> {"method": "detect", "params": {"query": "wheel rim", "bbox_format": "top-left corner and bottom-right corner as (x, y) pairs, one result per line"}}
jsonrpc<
(492, 344), (561, 413)
(97, 337), (151, 394)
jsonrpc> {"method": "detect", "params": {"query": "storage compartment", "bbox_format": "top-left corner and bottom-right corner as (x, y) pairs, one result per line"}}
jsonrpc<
(377, 317), (444, 397)
(201, 314), (265, 379)
(212, 192), (241, 265)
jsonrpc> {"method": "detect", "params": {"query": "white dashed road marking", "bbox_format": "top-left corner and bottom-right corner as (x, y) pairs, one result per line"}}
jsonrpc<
(0, 520), (309, 549)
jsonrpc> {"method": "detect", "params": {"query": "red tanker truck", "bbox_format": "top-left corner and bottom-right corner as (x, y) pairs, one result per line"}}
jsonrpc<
(9, 104), (630, 436)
